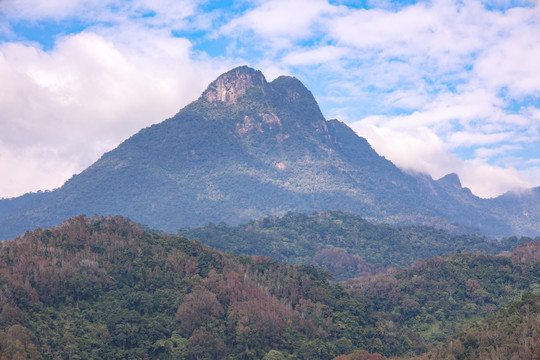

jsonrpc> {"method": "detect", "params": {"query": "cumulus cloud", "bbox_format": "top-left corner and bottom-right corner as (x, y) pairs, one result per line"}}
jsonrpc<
(0, 27), (228, 198)
(459, 160), (534, 198)
(350, 121), (535, 198)
(0, 144), (79, 199)
(220, 0), (337, 48)
(350, 122), (453, 178)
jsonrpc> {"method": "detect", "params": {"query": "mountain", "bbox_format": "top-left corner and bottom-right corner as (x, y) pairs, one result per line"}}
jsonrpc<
(180, 210), (533, 281)
(1, 65), (539, 239)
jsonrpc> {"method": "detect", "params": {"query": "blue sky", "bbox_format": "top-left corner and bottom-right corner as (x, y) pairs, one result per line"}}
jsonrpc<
(0, 0), (539, 198)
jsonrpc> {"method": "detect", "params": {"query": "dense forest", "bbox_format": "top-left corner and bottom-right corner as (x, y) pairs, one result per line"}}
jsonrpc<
(180, 211), (532, 280)
(345, 248), (540, 355)
(338, 239), (540, 359)
(335, 294), (540, 360)
(1, 215), (540, 359)
(419, 292), (540, 359)
(0, 215), (386, 359)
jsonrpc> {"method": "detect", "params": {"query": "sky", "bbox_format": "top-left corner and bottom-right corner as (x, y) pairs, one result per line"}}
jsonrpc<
(0, 0), (539, 199)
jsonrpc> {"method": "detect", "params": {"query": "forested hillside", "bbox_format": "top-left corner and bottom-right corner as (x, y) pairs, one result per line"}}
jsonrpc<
(418, 292), (540, 359)
(343, 238), (540, 357)
(335, 239), (540, 359)
(2, 216), (540, 359)
(336, 293), (540, 360)
(181, 211), (532, 280)
(0, 216), (391, 359)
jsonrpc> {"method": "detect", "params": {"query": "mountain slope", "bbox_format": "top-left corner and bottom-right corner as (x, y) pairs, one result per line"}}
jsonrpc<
(343, 239), (540, 357)
(0, 215), (371, 359)
(417, 293), (540, 360)
(2, 216), (540, 359)
(0, 65), (539, 239)
(180, 210), (532, 281)
(337, 293), (540, 360)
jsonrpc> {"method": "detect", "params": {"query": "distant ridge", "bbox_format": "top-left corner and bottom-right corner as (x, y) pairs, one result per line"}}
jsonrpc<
(0, 65), (539, 240)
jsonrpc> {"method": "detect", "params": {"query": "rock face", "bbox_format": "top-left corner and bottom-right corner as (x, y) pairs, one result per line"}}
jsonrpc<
(203, 66), (266, 104)
(0, 65), (539, 240)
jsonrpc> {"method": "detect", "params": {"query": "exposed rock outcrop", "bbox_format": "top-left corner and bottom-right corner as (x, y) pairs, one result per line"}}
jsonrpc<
(203, 66), (267, 104)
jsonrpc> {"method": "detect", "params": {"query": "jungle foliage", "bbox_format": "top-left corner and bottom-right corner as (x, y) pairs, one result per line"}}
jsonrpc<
(0, 216), (381, 359)
(180, 210), (532, 281)
(2, 215), (540, 359)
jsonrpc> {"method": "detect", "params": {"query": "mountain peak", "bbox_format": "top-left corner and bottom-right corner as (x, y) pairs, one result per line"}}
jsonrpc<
(202, 65), (267, 105)
(270, 75), (316, 105)
(438, 173), (462, 188)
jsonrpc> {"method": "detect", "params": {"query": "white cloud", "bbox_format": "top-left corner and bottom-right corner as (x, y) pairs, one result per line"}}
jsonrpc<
(446, 131), (514, 148)
(325, 0), (488, 67)
(0, 0), (117, 21)
(350, 122), (456, 179)
(0, 0), (199, 26)
(220, 0), (336, 48)
(474, 29), (540, 97)
(0, 29), (227, 198)
(474, 145), (522, 158)
(129, 0), (198, 27)
(383, 88), (429, 110)
(459, 159), (533, 198)
(0, 144), (78, 198)
(350, 121), (534, 198)
(283, 46), (350, 66)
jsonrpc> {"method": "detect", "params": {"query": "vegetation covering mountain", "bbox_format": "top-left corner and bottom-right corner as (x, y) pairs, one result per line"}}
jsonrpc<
(180, 211), (531, 281)
(335, 293), (540, 360)
(342, 239), (540, 357)
(0, 215), (410, 359)
(1, 65), (539, 241)
(417, 292), (540, 360)
(1, 216), (540, 359)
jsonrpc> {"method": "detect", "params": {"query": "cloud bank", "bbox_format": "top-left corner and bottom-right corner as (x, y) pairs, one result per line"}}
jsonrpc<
(0, 29), (225, 197)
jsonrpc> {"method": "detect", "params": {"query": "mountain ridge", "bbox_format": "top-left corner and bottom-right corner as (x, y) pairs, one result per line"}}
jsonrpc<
(0, 65), (539, 239)
(179, 210), (532, 281)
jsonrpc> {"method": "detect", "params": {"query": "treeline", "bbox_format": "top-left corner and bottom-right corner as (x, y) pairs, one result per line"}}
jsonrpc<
(180, 210), (532, 281)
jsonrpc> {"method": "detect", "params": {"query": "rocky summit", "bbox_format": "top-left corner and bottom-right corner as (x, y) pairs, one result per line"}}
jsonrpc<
(0, 66), (539, 240)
